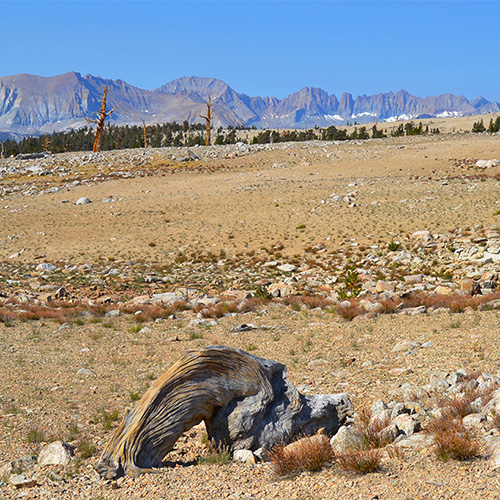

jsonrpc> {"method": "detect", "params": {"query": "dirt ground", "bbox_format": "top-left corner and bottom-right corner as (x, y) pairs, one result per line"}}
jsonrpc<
(0, 123), (499, 264)
(1, 121), (500, 499)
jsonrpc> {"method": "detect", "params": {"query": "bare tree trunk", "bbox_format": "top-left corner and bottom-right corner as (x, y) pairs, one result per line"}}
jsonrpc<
(87, 87), (116, 152)
(142, 120), (147, 148)
(200, 97), (214, 146)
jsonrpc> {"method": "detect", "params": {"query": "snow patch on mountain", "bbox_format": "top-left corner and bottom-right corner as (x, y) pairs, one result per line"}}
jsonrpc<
(436, 111), (463, 118)
(385, 114), (418, 122)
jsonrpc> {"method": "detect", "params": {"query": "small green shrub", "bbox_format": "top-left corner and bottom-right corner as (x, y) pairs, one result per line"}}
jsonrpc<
(197, 440), (232, 465)
(27, 427), (46, 444)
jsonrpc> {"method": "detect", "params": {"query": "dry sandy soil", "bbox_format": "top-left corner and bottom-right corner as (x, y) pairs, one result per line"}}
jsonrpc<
(1, 121), (500, 499)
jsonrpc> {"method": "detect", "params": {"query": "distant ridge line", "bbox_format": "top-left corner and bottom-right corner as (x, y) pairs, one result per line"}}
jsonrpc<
(0, 72), (498, 139)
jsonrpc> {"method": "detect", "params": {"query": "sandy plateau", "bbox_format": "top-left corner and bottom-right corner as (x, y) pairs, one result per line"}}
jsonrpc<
(2, 125), (500, 499)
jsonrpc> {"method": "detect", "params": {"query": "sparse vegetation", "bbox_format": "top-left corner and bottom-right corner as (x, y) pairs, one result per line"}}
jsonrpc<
(197, 440), (232, 466)
(335, 448), (382, 474)
(26, 427), (46, 444)
(270, 435), (333, 476)
(91, 409), (119, 430)
(427, 414), (480, 461)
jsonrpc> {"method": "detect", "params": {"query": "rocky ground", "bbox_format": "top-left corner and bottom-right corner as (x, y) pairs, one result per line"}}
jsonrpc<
(2, 129), (500, 498)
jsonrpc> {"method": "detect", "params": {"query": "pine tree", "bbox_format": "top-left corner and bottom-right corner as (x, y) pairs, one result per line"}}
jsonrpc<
(472, 119), (486, 133)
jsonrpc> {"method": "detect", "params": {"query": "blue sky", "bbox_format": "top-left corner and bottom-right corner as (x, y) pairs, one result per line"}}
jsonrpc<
(2, 1), (499, 101)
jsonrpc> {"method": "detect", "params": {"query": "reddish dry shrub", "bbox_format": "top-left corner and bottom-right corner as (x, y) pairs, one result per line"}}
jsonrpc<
(121, 302), (188, 322)
(144, 302), (187, 321)
(236, 298), (262, 313)
(281, 296), (304, 311)
(403, 290), (500, 313)
(336, 300), (365, 321)
(193, 301), (239, 319)
(119, 304), (144, 315)
(0, 308), (16, 324)
(378, 298), (402, 314)
(87, 303), (114, 317)
(427, 415), (480, 461)
(17, 304), (82, 323)
(280, 294), (333, 311)
(335, 448), (382, 474)
(492, 411), (500, 430)
(300, 295), (334, 310)
(354, 408), (394, 449)
(270, 435), (333, 476)
(434, 379), (500, 419)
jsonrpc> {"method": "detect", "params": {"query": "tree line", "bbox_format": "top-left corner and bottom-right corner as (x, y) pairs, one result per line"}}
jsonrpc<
(1, 120), (440, 157)
(471, 117), (500, 134)
(1, 121), (218, 157)
(251, 121), (437, 144)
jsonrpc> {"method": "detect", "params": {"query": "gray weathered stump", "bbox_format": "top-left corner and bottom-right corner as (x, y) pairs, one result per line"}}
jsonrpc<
(97, 346), (352, 479)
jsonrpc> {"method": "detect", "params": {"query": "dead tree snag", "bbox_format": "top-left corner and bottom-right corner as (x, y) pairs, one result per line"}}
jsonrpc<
(200, 96), (214, 146)
(87, 86), (116, 152)
(142, 120), (148, 148)
(97, 346), (353, 479)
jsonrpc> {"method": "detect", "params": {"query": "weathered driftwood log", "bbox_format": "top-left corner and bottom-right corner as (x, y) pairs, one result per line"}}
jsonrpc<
(97, 346), (353, 479)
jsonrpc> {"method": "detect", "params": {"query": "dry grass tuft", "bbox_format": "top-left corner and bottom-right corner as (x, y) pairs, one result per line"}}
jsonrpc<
(426, 413), (481, 461)
(378, 298), (402, 314)
(0, 308), (16, 325)
(434, 379), (500, 420)
(336, 300), (365, 321)
(121, 302), (187, 322)
(282, 295), (333, 311)
(335, 448), (382, 474)
(403, 290), (500, 313)
(354, 408), (394, 449)
(11, 302), (83, 324)
(491, 410), (500, 430)
(270, 435), (333, 476)
(193, 300), (251, 318)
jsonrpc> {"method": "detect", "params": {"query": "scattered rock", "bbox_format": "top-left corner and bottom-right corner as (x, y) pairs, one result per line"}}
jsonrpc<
(37, 441), (74, 466)
(36, 263), (56, 272)
(9, 474), (37, 488)
(76, 196), (92, 205)
(233, 449), (256, 464)
(231, 324), (259, 332)
(392, 340), (420, 353)
(76, 368), (96, 377)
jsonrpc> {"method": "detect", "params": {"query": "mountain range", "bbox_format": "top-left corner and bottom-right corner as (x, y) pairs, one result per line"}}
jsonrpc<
(0, 71), (499, 140)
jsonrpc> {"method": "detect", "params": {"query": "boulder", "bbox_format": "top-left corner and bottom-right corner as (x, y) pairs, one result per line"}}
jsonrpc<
(330, 425), (359, 452)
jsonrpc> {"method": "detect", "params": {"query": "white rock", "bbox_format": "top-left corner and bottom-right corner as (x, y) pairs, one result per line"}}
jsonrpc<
(76, 196), (92, 205)
(76, 368), (95, 377)
(36, 263), (56, 272)
(330, 426), (359, 451)
(392, 339), (420, 352)
(462, 413), (486, 430)
(233, 449), (256, 464)
(277, 263), (297, 273)
(37, 441), (74, 466)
